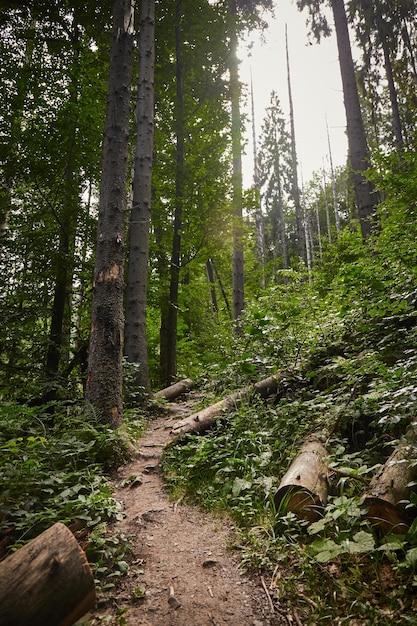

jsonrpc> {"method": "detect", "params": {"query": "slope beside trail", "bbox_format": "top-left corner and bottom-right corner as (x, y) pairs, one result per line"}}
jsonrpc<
(83, 394), (288, 626)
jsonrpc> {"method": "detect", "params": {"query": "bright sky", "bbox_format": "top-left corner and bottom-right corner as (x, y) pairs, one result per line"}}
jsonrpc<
(239, 0), (349, 187)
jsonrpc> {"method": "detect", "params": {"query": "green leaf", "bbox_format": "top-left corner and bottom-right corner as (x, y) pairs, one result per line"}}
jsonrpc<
(232, 477), (252, 497)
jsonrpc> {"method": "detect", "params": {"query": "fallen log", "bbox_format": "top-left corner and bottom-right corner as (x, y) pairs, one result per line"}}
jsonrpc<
(0, 522), (96, 626)
(170, 369), (293, 439)
(274, 436), (328, 523)
(362, 424), (417, 534)
(154, 378), (194, 402)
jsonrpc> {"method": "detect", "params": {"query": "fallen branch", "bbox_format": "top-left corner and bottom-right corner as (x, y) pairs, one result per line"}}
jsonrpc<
(155, 378), (194, 402)
(170, 369), (295, 439)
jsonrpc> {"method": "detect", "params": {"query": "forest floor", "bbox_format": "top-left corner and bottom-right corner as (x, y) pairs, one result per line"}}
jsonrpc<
(79, 393), (289, 626)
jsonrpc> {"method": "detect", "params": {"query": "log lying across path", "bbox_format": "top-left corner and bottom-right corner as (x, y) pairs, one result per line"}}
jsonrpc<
(170, 370), (293, 439)
(274, 436), (329, 523)
(154, 378), (194, 402)
(0, 522), (96, 626)
(362, 424), (417, 534)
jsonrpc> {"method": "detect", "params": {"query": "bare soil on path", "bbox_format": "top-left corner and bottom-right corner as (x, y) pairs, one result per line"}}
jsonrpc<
(82, 395), (288, 626)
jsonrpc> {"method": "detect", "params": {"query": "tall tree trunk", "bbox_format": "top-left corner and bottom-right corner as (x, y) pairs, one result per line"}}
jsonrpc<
(274, 133), (289, 283)
(250, 72), (265, 287)
(378, 23), (404, 151)
(124, 0), (155, 396)
(160, 0), (185, 385)
(285, 26), (305, 262)
(46, 29), (81, 382)
(326, 117), (341, 232)
(331, 0), (378, 240)
(229, 0), (244, 323)
(86, 0), (134, 427)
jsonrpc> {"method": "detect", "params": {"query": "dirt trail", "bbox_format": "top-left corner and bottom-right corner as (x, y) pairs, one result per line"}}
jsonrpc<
(83, 395), (287, 626)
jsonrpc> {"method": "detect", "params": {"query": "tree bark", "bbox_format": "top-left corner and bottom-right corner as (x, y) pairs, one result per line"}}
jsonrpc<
(124, 0), (155, 396)
(274, 437), (328, 523)
(229, 0), (245, 323)
(45, 25), (82, 379)
(331, 0), (378, 240)
(170, 369), (294, 439)
(286, 26), (305, 262)
(160, 0), (184, 386)
(250, 73), (265, 286)
(154, 378), (194, 401)
(206, 259), (219, 313)
(0, 522), (96, 626)
(86, 0), (134, 427)
(362, 426), (417, 533)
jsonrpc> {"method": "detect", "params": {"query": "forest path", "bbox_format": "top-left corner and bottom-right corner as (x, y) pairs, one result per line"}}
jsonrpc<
(83, 393), (286, 626)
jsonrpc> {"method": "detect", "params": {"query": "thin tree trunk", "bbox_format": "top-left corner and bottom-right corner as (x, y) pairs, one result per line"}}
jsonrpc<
(211, 258), (232, 317)
(286, 25), (305, 262)
(206, 259), (218, 313)
(162, 0), (185, 385)
(380, 30), (404, 151)
(315, 202), (323, 260)
(250, 71), (265, 287)
(46, 24), (83, 380)
(322, 166), (332, 242)
(274, 136), (288, 283)
(229, 0), (244, 323)
(326, 117), (340, 232)
(86, 0), (134, 427)
(124, 0), (155, 396)
(46, 167), (78, 379)
(331, 0), (378, 240)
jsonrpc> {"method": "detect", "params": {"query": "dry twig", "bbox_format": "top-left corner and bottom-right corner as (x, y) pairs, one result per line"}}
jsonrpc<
(260, 575), (274, 614)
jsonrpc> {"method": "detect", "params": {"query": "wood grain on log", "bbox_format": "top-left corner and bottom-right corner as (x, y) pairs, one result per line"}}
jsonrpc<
(274, 437), (328, 523)
(362, 424), (417, 533)
(0, 522), (96, 626)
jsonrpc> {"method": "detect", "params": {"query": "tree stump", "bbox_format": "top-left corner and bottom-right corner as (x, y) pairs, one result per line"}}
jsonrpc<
(274, 437), (328, 523)
(0, 522), (96, 626)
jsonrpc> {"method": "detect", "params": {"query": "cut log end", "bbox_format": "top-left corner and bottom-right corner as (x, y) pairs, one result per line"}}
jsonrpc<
(361, 496), (411, 534)
(274, 485), (324, 523)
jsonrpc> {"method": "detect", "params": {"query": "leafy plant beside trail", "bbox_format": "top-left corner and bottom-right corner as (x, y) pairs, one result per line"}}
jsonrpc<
(0, 401), (148, 581)
(162, 179), (417, 623)
(163, 319), (417, 623)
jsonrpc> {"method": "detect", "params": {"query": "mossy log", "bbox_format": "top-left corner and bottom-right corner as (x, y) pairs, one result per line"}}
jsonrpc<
(154, 378), (194, 402)
(274, 437), (329, 523)
(0, 522), (96, 626)
(170, 370), (292, 439)
(362, 425), (417, 533)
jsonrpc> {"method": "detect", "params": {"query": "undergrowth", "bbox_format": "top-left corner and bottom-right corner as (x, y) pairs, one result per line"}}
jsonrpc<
(163, 287), (417, 623)
(0, 401), (149, 585)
